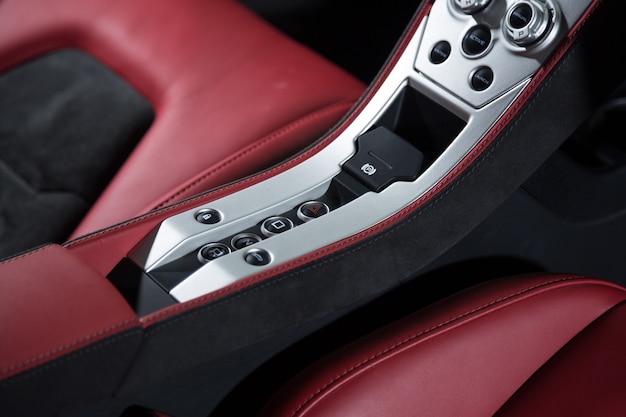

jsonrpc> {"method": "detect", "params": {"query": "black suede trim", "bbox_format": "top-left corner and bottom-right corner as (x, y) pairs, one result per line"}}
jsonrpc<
(0, 49), (154, 258)
(0, 328), (143, 417)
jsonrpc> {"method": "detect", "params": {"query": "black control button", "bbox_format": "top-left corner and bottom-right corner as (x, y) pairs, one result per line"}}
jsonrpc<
(231, 233), (262, 250)
(261, 216), (294, 237)
(198, 243), (231, 263)
(297, 201), (330, 222)
(430, 41), (451, 64)
(342, 127), (424, 193)
(195, 208), (221, 225)
(509, 3), (533, 28)
(471, 66), (494, 91)
(462, 25), (491, 56)
(504, 0), (551, 46)
(245, 249), (272, 266)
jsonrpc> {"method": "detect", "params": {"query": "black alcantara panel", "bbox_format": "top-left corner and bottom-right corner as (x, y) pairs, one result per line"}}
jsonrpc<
(0, 49), (154, 259)
(0, 328), (143, 417)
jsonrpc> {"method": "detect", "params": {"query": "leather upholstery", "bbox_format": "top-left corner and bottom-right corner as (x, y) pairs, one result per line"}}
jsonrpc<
(257, 274), (626, 417)
(495, 302), (626, 417)
(0, 0), (364, 238)
(0, 245), (140, 381)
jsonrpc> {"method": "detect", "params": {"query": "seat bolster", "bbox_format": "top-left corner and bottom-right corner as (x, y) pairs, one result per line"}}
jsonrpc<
(495, 301), (626, 417)
(257, 274), (626, 417)
(0, 0), (365, 238)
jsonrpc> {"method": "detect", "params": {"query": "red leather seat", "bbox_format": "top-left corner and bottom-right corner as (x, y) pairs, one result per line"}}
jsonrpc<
(257, 274), (626, 417)
(0, 0), (364, 239)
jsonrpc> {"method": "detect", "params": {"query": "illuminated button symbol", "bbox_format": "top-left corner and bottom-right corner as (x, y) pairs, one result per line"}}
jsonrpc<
(195, 208), (221, 225)
(361, 163), (377, 176)
(198, 243), (231, 263)
(271, 220), (286, 230)
(297, 201), (330, 222)
(261, 216), (294, 237)
(208, 247), (225, 257)
(245, 249), (271, 266)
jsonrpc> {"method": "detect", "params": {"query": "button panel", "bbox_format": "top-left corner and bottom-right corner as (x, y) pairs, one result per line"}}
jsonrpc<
(415, 0), (563, 108)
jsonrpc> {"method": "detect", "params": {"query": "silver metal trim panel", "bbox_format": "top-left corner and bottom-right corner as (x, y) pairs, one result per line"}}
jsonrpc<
(127, 0), (594, 303)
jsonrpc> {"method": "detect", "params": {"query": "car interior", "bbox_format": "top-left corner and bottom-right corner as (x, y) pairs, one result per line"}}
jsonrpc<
(1, 0), (625, 416)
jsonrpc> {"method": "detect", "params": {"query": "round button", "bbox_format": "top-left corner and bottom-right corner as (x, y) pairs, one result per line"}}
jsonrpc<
(297, 201), (330, 222)
(198, 243), (231, 263)
(509, 3), (533, 28)
(470, 67), (494, 91)
(462, 25), (492, 57)
(245, 249), (272, 266)
(504, 0), (552, 46)
(261, 216), (294, 237)
(454, 0), (491, 14)
(231, 233), (262, 250)
(430, 41), (451, 64)
(195, 208), (221, 225)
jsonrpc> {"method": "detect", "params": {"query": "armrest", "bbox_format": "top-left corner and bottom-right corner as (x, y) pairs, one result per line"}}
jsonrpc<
(0, 245), (142, 416)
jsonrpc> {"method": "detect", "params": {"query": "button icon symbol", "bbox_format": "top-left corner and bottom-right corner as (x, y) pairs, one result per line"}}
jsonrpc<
(361, 163), (377, 176)
(195, 208), (221, 225)
(231, 233), (262, 250)
(245, 249), (272, 266)
(198, 243), (231, 263)
(297, 201), (330, 222)
(270, 220), (286, 230)
(207, 247), (225, 258)
(261, 216), (294, 237)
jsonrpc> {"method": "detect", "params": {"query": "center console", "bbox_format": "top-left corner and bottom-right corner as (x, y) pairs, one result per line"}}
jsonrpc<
(114, 0), (593, 312)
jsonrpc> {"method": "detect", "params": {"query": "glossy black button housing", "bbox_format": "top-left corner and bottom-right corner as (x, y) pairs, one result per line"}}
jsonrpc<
(195, 208), (222, 225)
(509, 3), (533, 28)
(231, 233), (262, 249)
(471, 66), (494, 91)
(297, 201), (330, 222)
(245, 249), (272, 266)
(462, 25), (491, 56)
(198, 243), (231, 263)
(261, 216), (294, 237)
(430, 41), (451, 64)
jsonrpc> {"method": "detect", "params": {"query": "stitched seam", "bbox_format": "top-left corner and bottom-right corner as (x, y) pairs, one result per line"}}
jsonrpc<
(288, 276), (584, 417)
(64, 99), (360, 247)
(1, 319), (138, 377)
(0, 245), (49, 266)
(152, 100), (357, 209)
(0, 328), (142, 387)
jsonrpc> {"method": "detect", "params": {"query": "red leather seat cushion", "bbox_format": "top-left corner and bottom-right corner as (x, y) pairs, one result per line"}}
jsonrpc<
(0, 0), (364, 237)
(496, 301), (626, 417)
(258, 274), (626, 417)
